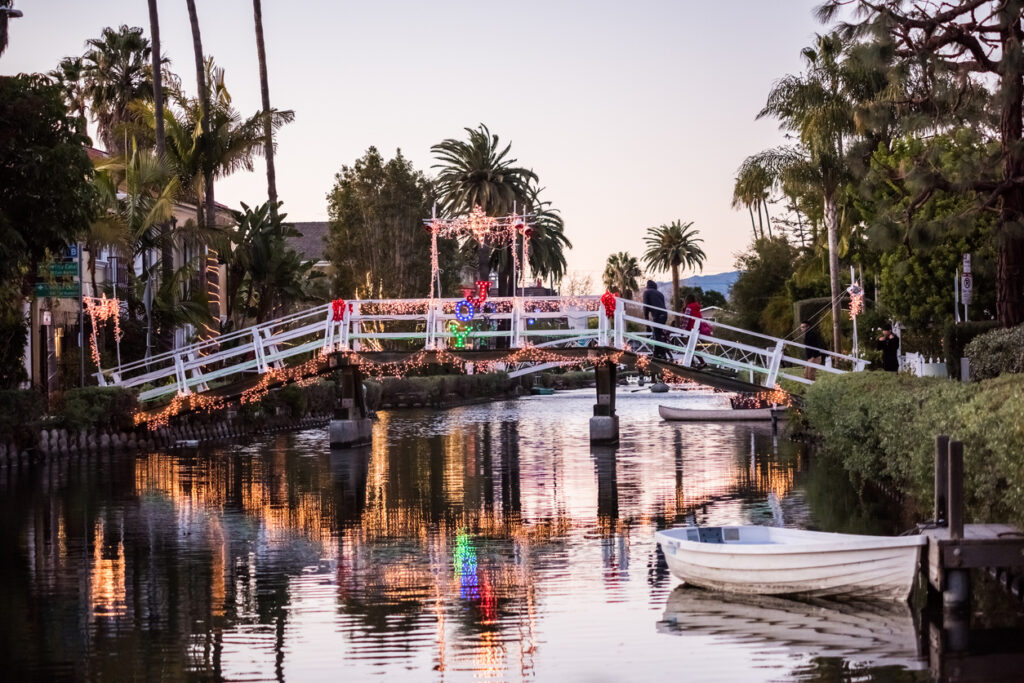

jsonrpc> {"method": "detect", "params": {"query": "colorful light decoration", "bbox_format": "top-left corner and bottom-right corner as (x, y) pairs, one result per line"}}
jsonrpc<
(454, 300), (475, 322)
(448, 320), (468, 349)
(848, 283), (864, 317)
(332, 298), (352, 321)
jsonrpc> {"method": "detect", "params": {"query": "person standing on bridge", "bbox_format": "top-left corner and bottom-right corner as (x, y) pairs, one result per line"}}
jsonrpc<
(800, 319), (826, 380)
(643, 280), (669, 360)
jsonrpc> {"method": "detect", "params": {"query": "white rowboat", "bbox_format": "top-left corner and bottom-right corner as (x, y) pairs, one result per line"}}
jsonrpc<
(658, 405), (787, 422)
(655, 525), (926, 601)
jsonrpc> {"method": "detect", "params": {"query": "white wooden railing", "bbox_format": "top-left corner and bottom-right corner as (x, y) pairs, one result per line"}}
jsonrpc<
(99, 295), (865, 403)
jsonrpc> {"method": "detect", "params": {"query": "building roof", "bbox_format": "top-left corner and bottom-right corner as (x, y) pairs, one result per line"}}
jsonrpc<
(289, 221), (331, 263)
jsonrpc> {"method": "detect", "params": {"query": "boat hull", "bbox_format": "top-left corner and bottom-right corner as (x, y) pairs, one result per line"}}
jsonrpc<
(656, 526), (925, 601)
(658, 405), (786, 422)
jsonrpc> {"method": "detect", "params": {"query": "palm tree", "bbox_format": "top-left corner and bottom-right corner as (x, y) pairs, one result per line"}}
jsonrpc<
(49, 57), (89, 121)
(81, 25), (155, 153)
(252, 0), (280, 214)
(432, 124), (537, 282)
(732, 157), (774, 240)
(642, 220), (706, 312)
(756, 33), (856, 352)
(603, 252), (642, 300)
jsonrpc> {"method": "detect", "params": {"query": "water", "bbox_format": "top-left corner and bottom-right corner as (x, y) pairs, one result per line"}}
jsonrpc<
(0, 389), (1010, 681)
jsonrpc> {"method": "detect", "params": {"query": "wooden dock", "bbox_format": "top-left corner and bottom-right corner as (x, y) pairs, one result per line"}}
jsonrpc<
(926, 436), (1024, 606)
(921, 524), (1024, 592)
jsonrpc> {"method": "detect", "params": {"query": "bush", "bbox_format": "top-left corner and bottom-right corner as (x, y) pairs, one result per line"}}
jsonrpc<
(58, 386), (138, 432)
(803, 372), (1024, 528)
(964, 322), (1024, 380)
(377, 372), (512, 406)
(944, 320), (1000, 379)
(0, 388), (46, 444)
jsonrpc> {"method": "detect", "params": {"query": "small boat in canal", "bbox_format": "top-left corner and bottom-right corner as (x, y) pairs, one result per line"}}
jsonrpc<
(658, 405), (786, 422)
(655, 525), (926, 601)
(530, 386), (555, 395)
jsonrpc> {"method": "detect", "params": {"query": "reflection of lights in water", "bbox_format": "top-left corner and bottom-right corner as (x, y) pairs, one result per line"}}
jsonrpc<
(89, 518), (127, 620)
(453, 529), (479, 600)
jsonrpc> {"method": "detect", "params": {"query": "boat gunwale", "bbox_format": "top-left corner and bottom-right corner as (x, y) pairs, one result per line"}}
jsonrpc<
(655, 526), (926, 556)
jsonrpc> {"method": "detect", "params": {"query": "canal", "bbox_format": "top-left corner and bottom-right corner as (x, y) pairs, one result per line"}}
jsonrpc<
(1, 390), (1021, 680)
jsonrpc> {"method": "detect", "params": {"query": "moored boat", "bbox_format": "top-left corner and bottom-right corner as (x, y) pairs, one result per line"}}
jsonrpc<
(658, 405), (786, 422)
(655, 525), (926, 600)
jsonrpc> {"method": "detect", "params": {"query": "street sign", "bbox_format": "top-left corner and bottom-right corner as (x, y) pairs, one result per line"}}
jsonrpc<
(67, 245), (79, 259)
(38, 261), (79, 277)
(41, 311), (52, 326)
(962, 253), (972, 274)
(961, 273), (973, 305)
(34, 282), (80, 298)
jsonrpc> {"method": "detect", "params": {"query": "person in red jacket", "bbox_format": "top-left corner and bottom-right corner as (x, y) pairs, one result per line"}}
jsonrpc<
(683, 293), (710, 367)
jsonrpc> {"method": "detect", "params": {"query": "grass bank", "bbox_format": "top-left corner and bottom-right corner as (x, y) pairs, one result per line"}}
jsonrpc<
(802, 372), (1024, 528)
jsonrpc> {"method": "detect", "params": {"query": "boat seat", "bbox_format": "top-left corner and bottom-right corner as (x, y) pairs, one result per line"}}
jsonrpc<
(698, 527), (724, 544)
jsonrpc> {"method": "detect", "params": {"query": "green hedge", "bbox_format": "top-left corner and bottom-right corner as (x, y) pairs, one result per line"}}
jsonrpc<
(0, 389), (46, 445)
(964, 322), (1024, 380)
(57, 387), (139, 432)
(803, 372), (1024, 528)
(944, 319), (1000, 379)
(532, 370), (594, 389)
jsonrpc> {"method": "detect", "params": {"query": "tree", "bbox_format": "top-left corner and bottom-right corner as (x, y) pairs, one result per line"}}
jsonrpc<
(225, 201), (314, 323)
(431, 124), (537, 283)
(0, 75), (95, 385)
(602, 252), (642, 299)
(730, 237), (801, 336)
(81, 25), (155, 154)
(252, 0), (280, 214)
(524, 195), (571, 287)
(642, 220), (706, 311)
(327, 147), (452, 299)
(732, 158), (774, 239)
(820, 0), (1024, 327)
(49, 57), (89, 120)
(756, 33), (860, 352)
(677, 285), (728, 309)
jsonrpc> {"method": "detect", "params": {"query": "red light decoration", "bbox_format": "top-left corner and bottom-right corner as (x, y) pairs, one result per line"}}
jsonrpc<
(600, 291), (618, 318)
(332, 299), (352, 321)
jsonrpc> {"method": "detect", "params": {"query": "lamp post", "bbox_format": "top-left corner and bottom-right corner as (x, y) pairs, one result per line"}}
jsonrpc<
(0, 5), (24, 58)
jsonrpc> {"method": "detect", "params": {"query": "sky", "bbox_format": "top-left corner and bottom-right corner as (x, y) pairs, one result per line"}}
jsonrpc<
(2, 0), (829, 286)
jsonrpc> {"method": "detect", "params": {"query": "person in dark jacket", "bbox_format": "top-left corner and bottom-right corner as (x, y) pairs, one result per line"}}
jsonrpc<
(642, 280), (668, 359)
(876, 322), (900, 372)
(800, 319), (826, 380)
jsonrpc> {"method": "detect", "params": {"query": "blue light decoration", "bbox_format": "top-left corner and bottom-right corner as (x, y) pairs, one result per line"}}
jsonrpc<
(453, 529), (479, 601)
(455, 300), (475, 322)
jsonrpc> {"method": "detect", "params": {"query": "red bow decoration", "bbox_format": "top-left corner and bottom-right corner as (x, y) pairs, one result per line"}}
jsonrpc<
(332, 299), (352, 321)
(600, 291), (618, 318)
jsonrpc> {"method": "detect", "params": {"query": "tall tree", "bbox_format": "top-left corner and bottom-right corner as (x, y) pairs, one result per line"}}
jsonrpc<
(327, 147), (451, 299)
(252, 0), (279, 214)
(642, 220), (707, 311)
(184, 0), (217, 318)
(48, 57), (88, 120)
(732, 156), (775, 240)
(431, 124), (537, 283)
(602, 252), (642, 299)
(0, 75), (95, 385)
(81, 25), (155, 154)
(756, 33), (857, 352)
(820, 0), (1024, 327)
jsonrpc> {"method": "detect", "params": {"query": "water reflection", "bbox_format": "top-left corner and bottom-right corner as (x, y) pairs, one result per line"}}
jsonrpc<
(0, 394), (1018, 680)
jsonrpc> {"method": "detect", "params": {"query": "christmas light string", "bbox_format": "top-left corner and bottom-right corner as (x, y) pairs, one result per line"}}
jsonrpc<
(83, 295), (123, 369)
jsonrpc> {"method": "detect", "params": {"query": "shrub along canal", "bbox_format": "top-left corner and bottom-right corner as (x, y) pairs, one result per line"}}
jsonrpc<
(1, 390), (1021, 680)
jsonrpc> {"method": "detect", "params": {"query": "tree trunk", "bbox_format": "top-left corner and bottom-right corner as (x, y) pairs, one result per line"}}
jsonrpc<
(748, 205), (758, 241)
(764, 201), (773, 239)
(824, 192), (842, 353)
(185, 0), (219, 326)
(756, 201), (765, 239)
(253, 0), (278, 214)
(997, 6), (1024, 327)
(149, 0), (175, 351)
(670, 263), (680, 312)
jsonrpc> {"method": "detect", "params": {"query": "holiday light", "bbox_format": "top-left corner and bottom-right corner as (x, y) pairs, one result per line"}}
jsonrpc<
(83, 294), (123, 369)
(848, 284), (864, 317)
(454, 300), (475, 322)
(448, 320), (468, 349)
(332, 298), (352, 321)
(600, 291), (618, 318)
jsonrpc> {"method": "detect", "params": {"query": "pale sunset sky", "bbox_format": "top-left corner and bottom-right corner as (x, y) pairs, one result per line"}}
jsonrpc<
(2, 0), (828, 287)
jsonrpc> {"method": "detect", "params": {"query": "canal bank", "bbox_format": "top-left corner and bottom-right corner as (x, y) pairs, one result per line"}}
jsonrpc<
(801, 371), (1024, 529)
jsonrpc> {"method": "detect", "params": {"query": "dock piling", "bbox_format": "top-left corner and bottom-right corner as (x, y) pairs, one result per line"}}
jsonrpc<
(934, 434), (949, 525)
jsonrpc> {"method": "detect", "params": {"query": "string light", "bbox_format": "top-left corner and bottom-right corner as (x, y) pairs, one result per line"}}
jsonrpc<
(848, 283), (864, 317)
(83, 294), (122, 369)
(448, 320), (468, 349)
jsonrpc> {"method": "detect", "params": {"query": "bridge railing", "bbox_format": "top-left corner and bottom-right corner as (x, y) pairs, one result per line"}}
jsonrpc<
(614, 297), (867, 387)
(101, 296), (607, 403)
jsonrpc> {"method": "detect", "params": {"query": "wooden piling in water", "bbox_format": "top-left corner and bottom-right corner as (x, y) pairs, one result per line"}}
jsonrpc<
(948, 441), (964, 541)
(934, 434), (949, 525)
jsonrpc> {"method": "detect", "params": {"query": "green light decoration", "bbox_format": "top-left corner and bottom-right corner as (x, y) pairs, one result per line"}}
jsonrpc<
(453, 529), (479, 600)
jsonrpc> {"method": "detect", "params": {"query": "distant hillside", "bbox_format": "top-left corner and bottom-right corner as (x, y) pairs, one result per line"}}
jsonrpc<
(653, 271), (739, 298)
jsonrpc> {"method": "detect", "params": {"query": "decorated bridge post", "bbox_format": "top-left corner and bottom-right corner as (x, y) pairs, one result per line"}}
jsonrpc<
(590, 356), (618, 443)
